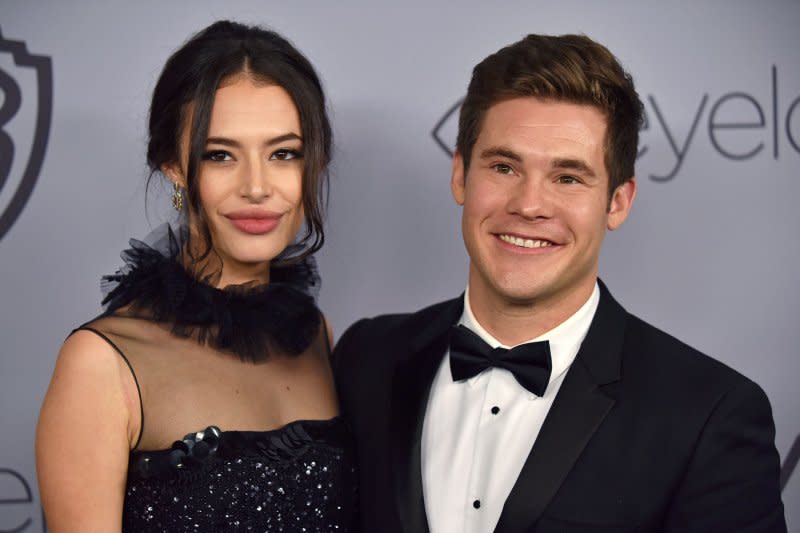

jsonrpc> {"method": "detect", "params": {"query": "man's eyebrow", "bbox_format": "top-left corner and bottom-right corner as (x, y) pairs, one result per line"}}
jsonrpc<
(552, 158), (597, 177)
(478, 146), (523, 162)
(205, 132), (303, 148)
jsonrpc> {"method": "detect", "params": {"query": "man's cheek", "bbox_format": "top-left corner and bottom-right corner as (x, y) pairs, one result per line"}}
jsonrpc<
(466, 187), (501, 213)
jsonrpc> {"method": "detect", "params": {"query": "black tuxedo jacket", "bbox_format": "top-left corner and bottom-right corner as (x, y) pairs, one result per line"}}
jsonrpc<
(333, 283), (786, 532)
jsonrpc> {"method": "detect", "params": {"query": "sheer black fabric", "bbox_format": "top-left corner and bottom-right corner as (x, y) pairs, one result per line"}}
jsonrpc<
(76, 225), (357, 531)
(101, 225), (322, 363)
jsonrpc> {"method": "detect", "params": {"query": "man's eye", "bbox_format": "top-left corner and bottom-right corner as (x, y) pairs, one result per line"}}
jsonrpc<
(271, 149), (303, 161)
(492, 163), (514, 175)
(202, 150), (232, 162)
(558, 175), (579, 184)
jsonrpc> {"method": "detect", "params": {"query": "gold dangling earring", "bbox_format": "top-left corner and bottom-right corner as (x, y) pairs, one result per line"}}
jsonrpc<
(171, 182), (183, 211)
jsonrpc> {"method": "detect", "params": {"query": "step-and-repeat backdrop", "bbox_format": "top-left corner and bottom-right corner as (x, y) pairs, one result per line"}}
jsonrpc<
(1, 1), (798, 530)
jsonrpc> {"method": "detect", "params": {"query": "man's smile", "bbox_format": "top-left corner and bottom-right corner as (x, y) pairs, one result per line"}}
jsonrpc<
(497, 234), (555, 249)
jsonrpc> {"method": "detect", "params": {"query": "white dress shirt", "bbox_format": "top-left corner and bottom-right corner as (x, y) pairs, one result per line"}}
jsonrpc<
(421, 284), (600, 533)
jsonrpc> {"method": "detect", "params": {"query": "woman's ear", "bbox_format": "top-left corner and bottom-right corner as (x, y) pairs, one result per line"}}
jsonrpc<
(160, 162), (186, 188)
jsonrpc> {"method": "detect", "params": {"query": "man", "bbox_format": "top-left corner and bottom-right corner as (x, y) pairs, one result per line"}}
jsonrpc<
(333, 34), (786, 532)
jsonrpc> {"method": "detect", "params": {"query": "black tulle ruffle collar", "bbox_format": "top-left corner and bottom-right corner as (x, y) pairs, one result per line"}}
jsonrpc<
(100, 225), (322, 362)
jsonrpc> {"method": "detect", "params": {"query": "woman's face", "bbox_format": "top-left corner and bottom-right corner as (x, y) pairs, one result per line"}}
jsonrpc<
(168, 76), (305, 285)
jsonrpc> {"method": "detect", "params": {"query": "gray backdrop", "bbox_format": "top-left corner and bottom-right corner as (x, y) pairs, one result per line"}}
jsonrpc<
(1, 1), (798, 530)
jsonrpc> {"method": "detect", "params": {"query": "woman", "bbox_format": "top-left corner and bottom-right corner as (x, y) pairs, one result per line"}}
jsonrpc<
(36, 20), (357, 531)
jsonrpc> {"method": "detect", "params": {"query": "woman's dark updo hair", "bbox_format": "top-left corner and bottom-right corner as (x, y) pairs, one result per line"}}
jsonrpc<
(147, 20), (331, 264)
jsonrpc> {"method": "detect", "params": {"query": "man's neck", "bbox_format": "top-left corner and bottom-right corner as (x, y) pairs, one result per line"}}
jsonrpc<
(467, 277), (597, 346)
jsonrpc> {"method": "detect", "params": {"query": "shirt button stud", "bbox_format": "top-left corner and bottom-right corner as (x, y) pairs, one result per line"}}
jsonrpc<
(473, 499), (481, 509)
(491, 406), (500, 415)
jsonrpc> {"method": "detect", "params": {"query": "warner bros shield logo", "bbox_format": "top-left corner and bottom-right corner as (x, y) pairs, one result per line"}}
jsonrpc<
(0, 28), (52, 241)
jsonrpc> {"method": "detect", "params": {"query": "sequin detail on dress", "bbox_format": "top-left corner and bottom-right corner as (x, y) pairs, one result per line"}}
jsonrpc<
(123, 418), (357, 532)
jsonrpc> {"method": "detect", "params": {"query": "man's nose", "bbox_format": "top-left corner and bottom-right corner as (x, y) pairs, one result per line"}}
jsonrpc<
(507, 176), (554, 219)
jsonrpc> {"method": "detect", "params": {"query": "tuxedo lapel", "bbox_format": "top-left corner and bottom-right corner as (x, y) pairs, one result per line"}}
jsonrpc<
(494, 281), (627, 532)
(390, 296), (464, 533)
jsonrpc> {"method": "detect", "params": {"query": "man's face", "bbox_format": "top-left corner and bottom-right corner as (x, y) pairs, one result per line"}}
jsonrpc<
(452, 97), (635, 313)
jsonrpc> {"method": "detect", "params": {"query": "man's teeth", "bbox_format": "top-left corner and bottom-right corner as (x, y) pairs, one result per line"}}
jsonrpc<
(499, 234), (553, 249)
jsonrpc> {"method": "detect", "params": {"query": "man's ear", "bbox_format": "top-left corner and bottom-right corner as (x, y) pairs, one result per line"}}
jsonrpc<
(160, 162), (186, 188)
(607, 177), (637, 230)
(451, 150), (466, 206)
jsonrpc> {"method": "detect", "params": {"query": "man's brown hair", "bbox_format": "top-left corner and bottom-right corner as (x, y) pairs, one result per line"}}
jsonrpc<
(456, 34), (643, 196)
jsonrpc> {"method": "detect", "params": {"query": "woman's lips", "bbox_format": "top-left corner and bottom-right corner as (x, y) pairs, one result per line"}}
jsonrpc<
(225, 211), (282, 235)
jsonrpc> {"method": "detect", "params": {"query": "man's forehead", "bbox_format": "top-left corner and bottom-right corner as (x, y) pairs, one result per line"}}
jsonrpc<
(477, 107), (606, 160)
(481, 98), (607, 138)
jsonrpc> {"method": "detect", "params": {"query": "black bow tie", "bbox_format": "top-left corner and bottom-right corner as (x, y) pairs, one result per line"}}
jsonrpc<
(449, 325), (552, 396)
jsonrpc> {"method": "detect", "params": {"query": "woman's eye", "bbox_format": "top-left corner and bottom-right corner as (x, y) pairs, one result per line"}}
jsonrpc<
(202, 150), (232, 162)
(492, 163), (514, 175)
(271, 149), (303, 161)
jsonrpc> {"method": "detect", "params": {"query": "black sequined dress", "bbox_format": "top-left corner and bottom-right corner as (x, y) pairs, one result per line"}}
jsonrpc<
(78, 227), (358, 532)
(121, 418), (356, 531)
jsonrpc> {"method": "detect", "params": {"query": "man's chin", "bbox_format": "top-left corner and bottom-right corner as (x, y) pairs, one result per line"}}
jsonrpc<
(470, 264), (560, 307)
(490, 281), (551, 307)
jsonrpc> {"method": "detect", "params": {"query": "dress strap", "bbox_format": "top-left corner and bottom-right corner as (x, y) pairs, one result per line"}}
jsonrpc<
(72, 326), (145, 450)
(321, 313), (333, 357)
